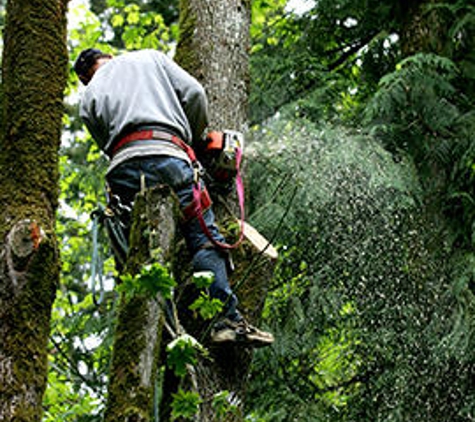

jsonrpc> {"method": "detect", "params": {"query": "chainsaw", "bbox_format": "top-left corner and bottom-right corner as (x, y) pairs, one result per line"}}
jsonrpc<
(197, 130), (244, 194)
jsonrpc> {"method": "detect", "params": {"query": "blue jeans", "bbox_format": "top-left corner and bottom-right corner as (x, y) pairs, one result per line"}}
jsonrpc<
(106, 155), (239, 320)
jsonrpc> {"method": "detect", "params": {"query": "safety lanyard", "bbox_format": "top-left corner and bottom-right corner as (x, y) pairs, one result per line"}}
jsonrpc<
(192, 147), (245, 250)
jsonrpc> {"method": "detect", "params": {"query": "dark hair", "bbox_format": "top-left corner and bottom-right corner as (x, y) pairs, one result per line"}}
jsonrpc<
(74, 48), (107, 85)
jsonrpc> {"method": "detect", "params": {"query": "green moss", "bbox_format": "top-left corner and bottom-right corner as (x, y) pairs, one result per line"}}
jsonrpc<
(105, 189), (178, 421)
(0, 235), (59, 421)
(0, 0), (68, 239)
(105, 197), (154, 420)
(0, 0), (67, 419)
(104, 294), (159, 421)
(0, 1), (67, 226)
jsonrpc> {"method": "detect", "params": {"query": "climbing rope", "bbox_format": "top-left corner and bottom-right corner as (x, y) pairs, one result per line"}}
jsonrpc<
(91, 208), (105, 306)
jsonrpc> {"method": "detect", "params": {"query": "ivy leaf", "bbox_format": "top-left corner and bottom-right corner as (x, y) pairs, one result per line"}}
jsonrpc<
(111, 14), (124, 28)
(166, 334), (202, 377)
(189, 292), (223, 320)
(192, 271), (215, 289)
(171, 389), (202, 421)
(118, 263), (176, 299)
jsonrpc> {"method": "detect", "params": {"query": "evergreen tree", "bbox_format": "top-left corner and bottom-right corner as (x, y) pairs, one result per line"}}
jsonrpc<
(245, 1), (475, 421)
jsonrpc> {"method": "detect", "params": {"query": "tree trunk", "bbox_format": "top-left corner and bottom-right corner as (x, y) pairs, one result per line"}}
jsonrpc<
(0, 0), (68, 421)
(168, 1), (277, 420)
(104, 186), (179, 421)
(175, 0), (250, 133)
(399, 0), (450, 57)
(103, 2), (275, 420)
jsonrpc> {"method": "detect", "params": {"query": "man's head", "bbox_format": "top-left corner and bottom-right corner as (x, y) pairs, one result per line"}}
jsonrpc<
(74, 48), (112, 85)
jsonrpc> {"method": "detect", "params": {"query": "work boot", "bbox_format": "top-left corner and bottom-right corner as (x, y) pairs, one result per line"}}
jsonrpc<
(210, 318), (274, 348)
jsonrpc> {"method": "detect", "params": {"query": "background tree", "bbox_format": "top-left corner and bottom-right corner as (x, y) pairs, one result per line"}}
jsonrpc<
(245, 0), (475, 421)
(0, 0), (68, 421)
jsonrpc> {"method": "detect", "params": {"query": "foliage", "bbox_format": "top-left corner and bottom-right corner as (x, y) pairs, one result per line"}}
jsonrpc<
(189, 292), (224, 320)
(192, 270), (215, 289)
(43, 367), (98, 422)
(245, 4), (475, 418)
(187, 270), (224, 320)
(365, 51), (475, 247)
(118, 262), (176, 299)
(90, 0), (178, 26)
(211, 390), (239, 420)
(85, 0), (178, 51)
(249, 0), (401, 124)
(166, 334), (204, 377)
(365, 53), (461, 164)
(106, 1), (174, 51)
(245, 112), (475, 421)
(250, 0), (473, 125)
(170, 389), (202, 421)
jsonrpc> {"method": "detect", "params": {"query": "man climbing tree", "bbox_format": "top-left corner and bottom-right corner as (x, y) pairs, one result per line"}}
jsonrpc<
(74, 48), (274, 347)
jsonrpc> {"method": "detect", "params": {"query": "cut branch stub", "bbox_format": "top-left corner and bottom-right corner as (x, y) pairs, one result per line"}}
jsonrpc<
(7, 220), (45, 270)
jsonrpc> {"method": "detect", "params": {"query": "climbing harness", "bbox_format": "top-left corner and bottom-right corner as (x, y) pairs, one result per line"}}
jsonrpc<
(113, 129), (246, 250)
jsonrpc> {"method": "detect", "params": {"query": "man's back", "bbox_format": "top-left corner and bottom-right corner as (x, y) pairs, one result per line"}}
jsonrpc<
(80, 49), (208, 158)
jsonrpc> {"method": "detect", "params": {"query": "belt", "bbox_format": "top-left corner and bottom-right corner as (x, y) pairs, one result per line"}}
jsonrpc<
(112, 130), (195, 160)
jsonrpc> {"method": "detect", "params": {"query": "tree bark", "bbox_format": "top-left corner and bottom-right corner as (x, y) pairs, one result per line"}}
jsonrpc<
(175, 0), (250, 133)
(168, 1), (277, 420)
(104, 186), (179, 421)
(399, 0), (450, 57)
(0, 0), (68, 420)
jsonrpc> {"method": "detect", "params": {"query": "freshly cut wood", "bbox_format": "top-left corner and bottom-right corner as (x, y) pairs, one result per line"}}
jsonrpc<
(242, 220), (278, 260)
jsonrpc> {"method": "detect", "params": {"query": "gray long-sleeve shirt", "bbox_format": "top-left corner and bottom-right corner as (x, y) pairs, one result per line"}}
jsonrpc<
(79, 49), (209, 173)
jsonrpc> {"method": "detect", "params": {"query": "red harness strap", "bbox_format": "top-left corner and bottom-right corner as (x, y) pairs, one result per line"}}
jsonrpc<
(182, 185), (212, 222)
(113, 130), (245, 250)
(112, 130), (155, 155)
(112, 130), (196, 158)
(192, 147), (245, 250)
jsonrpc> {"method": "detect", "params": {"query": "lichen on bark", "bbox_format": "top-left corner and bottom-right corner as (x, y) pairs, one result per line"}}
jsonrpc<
(104, 186), (180, 421)
(0, 0), (68, 420)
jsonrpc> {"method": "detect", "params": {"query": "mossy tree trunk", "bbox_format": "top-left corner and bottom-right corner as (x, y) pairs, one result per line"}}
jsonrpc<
(0, 0), (68, 421)
(104, 186), (179, 421)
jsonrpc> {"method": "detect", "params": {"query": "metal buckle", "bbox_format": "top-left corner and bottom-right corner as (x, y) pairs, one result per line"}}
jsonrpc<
(193, 162), (204, 184)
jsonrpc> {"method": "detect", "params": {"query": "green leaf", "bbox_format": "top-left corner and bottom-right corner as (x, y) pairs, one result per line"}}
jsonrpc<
(127, 10), (140, 25)
(189, 292), (223, 320)
(111, 14), (124, 28)
(166, 334), (201, 377)
(192, 271), (215, 289)
(118, 263), (176, 299)
(171, 389), (202, 420)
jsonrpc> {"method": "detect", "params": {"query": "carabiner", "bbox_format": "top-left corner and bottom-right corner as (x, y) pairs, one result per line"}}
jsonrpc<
(193, 162), (203, 184)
